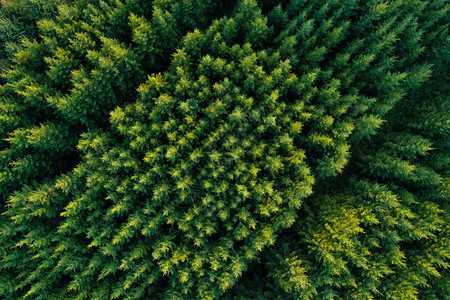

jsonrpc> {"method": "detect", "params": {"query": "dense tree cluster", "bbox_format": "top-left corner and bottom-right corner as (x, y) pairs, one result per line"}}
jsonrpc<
(0, 0), (448, 299)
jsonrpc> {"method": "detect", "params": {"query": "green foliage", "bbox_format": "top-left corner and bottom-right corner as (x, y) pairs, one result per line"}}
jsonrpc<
(1, 0), (448, 299)
(0, 0), (227, 200)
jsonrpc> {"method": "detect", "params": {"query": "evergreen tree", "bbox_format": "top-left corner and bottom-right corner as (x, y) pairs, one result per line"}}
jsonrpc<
(228, 1), (449, 299)
(0, 0), (62, 67)
(1, 0), (227, 296)
(1, 0), (448, 299)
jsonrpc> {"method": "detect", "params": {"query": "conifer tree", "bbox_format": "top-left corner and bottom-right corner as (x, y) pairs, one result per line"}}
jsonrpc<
(0, 0), (227, 204)
(0, 0), (67, 70)
(1, 0), (226, 296)
(227, 1), (449, 299)
(0, 0), (448, 299)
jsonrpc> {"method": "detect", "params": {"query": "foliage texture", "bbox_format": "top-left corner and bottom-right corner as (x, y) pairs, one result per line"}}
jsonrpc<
(0, 0), (448, 299)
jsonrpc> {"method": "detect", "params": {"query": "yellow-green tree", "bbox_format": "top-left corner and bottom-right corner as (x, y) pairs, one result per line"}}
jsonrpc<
(1, 0), (448, 299)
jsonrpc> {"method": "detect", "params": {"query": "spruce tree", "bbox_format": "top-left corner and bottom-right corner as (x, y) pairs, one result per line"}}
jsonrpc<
(1, 0), (226, 296)
(1, 0), (448, 299)
(228, 1), (449, 299)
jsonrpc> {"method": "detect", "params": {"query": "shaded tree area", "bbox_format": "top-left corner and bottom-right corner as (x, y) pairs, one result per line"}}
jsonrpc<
(1, 0), (448, 299)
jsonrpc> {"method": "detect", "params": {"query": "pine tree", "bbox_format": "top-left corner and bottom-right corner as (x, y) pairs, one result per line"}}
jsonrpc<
(1, 0), (227, 297)
(1, 0), (448, 299)
(228, 1), (449, 299)
(0, 0), (228, 203)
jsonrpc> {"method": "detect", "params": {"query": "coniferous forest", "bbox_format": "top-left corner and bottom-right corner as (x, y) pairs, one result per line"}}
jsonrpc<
(0, 0), (448, 299)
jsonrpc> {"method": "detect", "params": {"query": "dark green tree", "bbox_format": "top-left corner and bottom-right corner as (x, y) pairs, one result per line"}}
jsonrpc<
(1, 0), (227, 296)
(228, 1), (449, 299)
(1, 0), (448, 299)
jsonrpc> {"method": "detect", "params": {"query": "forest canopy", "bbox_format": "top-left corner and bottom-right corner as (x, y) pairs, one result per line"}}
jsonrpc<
(0, 0), (448, 299)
